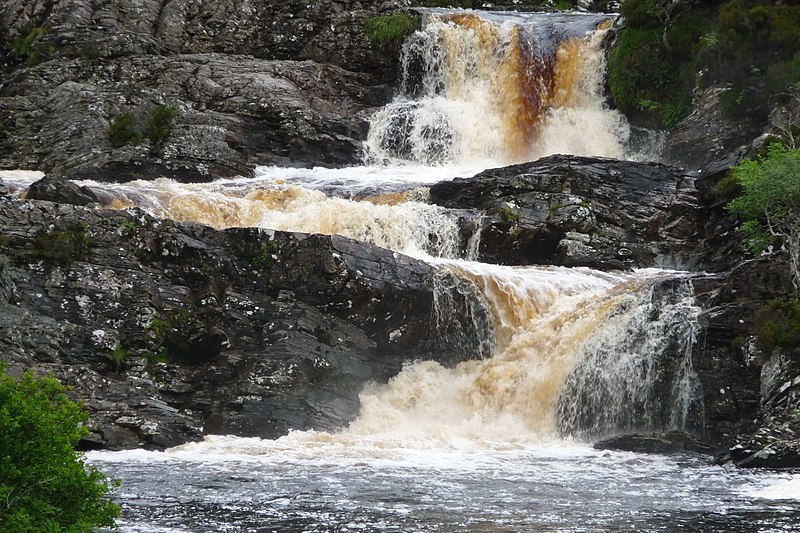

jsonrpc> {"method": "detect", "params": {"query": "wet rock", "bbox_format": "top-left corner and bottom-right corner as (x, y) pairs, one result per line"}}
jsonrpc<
(429, 154), (701, 270)
(0, 195), (488, 448)
(1, 56), (390, 180)
(594, 430), (714, 455)
(27, 174), (99, 205)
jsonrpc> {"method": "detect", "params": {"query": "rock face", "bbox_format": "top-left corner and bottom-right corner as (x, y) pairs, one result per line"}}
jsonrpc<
(429, 154), (701, 270)
(664, 85), (769, 173)
(0, 0), (407, 179)
(0, 195), (486, 449)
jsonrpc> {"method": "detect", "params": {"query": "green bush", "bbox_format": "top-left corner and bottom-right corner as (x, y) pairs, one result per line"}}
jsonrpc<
(610, 1), (800, 128)
(365, 13), (420, 46)
(620, 0), (662, 28)
(754, 298), (800, 361)
(12, 26), (45, 63)
(726, 144), (800, 286)
(144, 105), (179, 146)
(0, 368), (119, 531)
(108, 105), (180, 148)
(108, 111), (143, 148)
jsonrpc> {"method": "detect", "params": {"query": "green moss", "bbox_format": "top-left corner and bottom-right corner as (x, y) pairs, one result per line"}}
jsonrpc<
(609, 27), (673, 113)
(499, 206), (519, 224)
(230, 236), (278, 269)
(365, 13), (420, 46)
(146, 311), (195, 360)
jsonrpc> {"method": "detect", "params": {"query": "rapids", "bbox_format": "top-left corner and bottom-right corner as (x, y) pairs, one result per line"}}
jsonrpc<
(5, 8), (798, 531)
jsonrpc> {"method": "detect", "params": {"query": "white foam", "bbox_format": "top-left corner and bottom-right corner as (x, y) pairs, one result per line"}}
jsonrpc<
(748, 474), (800, 500)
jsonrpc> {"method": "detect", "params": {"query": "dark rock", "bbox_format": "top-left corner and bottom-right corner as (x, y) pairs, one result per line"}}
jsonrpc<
(27, 174), (99, 205)
(665, 85), (768, 172)
(1, 56), (390, 180)
(0, 178), (7, 196)
(720, 355), (800, 469)
(0, 1), (406, 177)
(429, 154), (701, 270)
(0, 195), (489, 449)
(594, 430), (715, 455)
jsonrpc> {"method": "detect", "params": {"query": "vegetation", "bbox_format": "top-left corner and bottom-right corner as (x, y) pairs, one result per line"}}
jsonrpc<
(365, 13), (420, 46)
(147, 310), (197, 361)
(144, 105), (180, 146)
(726, 144), (800, 289)
(31, 224), (93, 265)
(754, 298), (800, 363)
(230, 236), (278, 270)
(610, 0), (800, 128)
(12, 25), (46, 66)
(107, 344), (133, 371)
(0, 367), (119, 531)
(108, 105), (180, 148)
(108, 112), (143, 148)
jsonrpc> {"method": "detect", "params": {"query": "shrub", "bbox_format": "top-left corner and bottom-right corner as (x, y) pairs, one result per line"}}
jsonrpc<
(0, 367), (119, 531)
(108, 111), (143, 148)
(144, 105), (179, 146)
(726, 143), (800, 288)
(12, 26), (45, 61)
(754, 298), (800, 361)
(620, 0), (662, 28)
(365, 13), (420, 46)
(108, 105), (180, 148)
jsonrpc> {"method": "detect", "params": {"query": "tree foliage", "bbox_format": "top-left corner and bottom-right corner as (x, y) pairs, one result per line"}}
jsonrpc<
(0, 368), (119, 532)
(726, 144), (800, 289)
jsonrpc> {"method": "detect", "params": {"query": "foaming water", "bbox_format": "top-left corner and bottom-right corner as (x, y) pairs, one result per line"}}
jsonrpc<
(71, 168), (479, 258)
(88, 433), (800, 532)
(350, 263), (701, 439)
(0, 169), (44, 192)
(364, 10), (639, 166)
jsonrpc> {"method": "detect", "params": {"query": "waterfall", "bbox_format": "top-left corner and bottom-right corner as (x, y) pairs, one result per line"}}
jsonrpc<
(556, 278), (703, 438)
(7, 9), (700, 446)
(348, 263), (701, 441)
(70, 175), (481, 259)
(363, 10), (633, 167)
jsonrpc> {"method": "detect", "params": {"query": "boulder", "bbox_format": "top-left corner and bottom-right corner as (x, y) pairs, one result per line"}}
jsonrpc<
(27, 174), (99, 205)
(594, 430), (715, 455)
(429, 154), (702, 270)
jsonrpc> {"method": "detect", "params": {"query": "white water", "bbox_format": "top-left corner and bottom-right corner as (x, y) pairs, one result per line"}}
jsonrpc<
(364, 10), (643, 166)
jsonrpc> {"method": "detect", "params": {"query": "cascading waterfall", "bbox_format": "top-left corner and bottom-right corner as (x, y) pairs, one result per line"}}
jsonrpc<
(364, 10), (635, 167)
(69, 176), (480, 259)
(58, 8), (797, 529)
(350, 263), (702, 441)
(3, 10), (698, 444)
